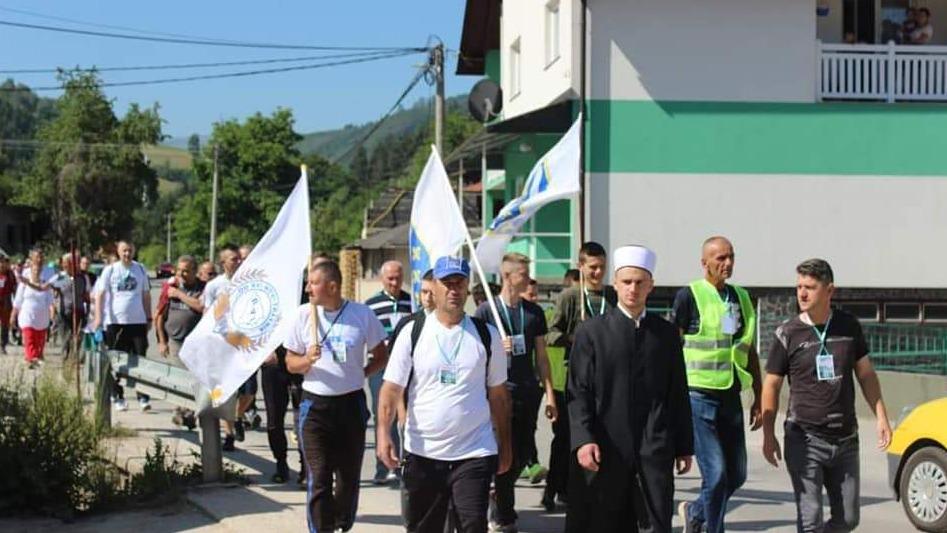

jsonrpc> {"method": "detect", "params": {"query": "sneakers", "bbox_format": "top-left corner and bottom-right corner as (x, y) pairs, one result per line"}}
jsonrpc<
(234, 420), (245, 442)
(114, 399), (128, 412)
(541, 487), (556, 512)
(249, 409), (262, 430)
(271, 461), (289, 484)
(372, 471), (389, 485)
(222, 434), (236, 452)
(526, 463), (548, 484)
(488, 521), (518, 533)
(679, 501), (704, 533)
(139, 399), (151, 412)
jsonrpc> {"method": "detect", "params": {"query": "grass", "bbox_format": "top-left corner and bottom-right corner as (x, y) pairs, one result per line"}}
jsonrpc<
(142, 145), (192, 171)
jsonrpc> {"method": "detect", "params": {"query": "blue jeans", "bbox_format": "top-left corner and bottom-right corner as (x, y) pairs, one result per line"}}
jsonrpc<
(368, 370), (400, 478)
(687, 389), (747, 533)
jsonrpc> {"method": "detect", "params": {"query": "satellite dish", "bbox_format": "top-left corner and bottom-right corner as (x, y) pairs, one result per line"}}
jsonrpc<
(468, 79), (503, 123)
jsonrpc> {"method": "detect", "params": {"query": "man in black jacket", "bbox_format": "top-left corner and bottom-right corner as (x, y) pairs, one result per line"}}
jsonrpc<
(567, 245), (694, 533)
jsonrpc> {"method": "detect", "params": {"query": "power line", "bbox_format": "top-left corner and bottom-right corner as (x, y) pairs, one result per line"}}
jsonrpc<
(0, 50), (403, 74)
(0, 19), (427, 52)
(0, 5), (252, 44)
(0, 50), (423, 92)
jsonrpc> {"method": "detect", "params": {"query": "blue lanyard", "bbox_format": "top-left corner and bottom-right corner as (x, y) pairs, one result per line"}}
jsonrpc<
(318, 300), (348, 344)
(436, 316), (466, 366)
(810, 313), (833, 355)
(499, 297), (525, 336)
(584, 287), (606, 316)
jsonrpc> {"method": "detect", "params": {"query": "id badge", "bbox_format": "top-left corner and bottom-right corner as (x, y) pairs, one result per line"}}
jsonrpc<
(511, 334), (527, 356)
(816, 354), (837, 381)
(720, 313), (738, 335)
(328, 336), (347, 364)
(439, 366), (458, 385)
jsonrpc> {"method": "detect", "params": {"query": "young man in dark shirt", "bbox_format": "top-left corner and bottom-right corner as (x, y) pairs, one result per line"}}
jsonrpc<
(475, 252), (556, 533)
(762, 258), (891, 532)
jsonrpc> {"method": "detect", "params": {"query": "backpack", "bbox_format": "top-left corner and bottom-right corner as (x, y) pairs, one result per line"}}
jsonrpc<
(397, 311), (493, 407)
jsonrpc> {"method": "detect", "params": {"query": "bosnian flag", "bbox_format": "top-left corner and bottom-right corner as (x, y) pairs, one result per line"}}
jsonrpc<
(475, 114), (582, 272)
(181, 167), (311, 406)
(408, 146), (467, 309)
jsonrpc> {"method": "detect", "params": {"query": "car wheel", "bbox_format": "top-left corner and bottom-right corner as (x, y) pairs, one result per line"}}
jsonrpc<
(899, 446), (947, 532)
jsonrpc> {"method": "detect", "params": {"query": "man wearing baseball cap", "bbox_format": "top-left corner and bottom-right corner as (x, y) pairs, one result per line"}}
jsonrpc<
(567, 245), (694, 532)
(376, 256), (512, 533)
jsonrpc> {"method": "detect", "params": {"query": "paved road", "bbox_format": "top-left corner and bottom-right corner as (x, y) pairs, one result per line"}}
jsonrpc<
(0, 292), (916, 531)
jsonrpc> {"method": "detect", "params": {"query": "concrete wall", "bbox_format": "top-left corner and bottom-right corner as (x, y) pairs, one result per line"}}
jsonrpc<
(588, 171), (947, 289)
(587, 0), (817, 102)
(500, 0), (580, 119)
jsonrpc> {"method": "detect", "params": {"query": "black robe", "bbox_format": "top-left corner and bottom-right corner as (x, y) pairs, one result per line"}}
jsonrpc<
(566, 308), (694, 533)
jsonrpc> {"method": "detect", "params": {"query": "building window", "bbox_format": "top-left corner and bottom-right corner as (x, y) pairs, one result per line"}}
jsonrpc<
(923, 303), (947, 322)
(884, 302), (921, 322)
(510, 37), (522, 98)
(544, 0), (560, 67)
(838, 302), (879, 322)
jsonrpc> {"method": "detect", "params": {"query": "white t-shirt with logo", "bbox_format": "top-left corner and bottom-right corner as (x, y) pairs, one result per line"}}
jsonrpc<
(284, 301), (387, 396)
(384, 315), (506, 461)
(202, 273), (232, 310)
(100, 261), (150, 325)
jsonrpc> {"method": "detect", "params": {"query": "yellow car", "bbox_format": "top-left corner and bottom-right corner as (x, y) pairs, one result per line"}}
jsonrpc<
(888, 397), (947, 532)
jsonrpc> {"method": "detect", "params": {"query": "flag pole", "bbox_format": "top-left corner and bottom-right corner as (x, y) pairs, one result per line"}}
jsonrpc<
(463, 232), (507, 340)
(302, 164), (320, 349)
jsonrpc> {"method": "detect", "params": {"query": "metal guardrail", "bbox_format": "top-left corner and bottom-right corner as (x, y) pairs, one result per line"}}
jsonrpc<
(80, 340), (228, 482)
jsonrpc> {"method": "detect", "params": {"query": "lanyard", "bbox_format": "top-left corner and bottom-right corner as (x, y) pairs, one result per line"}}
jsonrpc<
(583, 287), (606, 316)
(436, 316), (467, 366)
(499, 296), (525, 336)
(382, 290), (400, 315)
(810, 313), (833, 355)
(317, 300), (349, 344)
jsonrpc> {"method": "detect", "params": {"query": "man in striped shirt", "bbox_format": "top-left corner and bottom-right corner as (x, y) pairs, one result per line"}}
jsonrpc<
(365, 260), (412, 484)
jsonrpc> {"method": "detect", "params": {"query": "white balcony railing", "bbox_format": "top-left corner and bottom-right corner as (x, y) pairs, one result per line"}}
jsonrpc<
(818, 41), (947, 102)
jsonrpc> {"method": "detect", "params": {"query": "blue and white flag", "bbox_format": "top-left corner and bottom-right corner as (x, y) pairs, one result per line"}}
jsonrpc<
(476, 114), (582, 272)
(181, 167), (311, 406)
(409, 146), (467, 309)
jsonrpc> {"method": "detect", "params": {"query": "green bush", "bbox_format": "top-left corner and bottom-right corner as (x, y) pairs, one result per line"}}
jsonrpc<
(0, 372), (113, 517)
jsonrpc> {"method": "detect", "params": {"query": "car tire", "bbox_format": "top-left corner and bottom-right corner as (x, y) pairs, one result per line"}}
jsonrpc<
(899, 446), (947, 532)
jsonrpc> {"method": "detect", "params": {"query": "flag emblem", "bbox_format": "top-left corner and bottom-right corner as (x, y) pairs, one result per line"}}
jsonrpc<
(212, 269), (281, 351)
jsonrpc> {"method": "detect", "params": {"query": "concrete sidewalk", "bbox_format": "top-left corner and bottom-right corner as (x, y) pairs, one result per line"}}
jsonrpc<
(0, 344), (914, 532)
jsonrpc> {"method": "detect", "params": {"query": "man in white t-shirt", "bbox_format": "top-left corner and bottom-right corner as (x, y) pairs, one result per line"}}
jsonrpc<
(377, 256), (512, 533)
(92, 241), (152, 412)
(285, 260), (388, 533)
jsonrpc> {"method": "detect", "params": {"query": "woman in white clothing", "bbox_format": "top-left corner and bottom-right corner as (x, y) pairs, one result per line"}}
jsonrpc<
(11, 248), (55, 368)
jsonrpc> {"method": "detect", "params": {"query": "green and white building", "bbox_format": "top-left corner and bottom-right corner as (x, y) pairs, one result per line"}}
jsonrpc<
(455, 0), (947, 343)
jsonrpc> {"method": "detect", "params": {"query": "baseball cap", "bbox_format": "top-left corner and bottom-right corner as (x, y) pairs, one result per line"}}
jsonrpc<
(433, 256), (470, 279)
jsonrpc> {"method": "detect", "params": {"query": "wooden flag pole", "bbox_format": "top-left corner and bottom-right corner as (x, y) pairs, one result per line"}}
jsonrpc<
(463, 232), (507, 340)
(302, 164), (320, 359)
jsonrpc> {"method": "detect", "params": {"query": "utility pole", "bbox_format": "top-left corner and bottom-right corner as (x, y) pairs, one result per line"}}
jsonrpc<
(166, 214), (172, 263)
(433, 44), (445, 156)
(209, 145), (219, 259)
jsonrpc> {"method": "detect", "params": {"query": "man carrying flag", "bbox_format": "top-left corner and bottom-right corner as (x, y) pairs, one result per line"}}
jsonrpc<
(285, 260), (388, 533)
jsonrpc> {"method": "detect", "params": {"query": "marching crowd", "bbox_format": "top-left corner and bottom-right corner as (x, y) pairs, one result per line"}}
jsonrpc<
(0, 235), (893, 533)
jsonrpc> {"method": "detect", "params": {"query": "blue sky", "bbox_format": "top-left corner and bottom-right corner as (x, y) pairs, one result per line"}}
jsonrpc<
(0, 1), (476, 138)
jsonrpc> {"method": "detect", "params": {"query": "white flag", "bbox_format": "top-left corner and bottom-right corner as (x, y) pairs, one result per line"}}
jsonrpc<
(181, 168), (311, 406)
(409, 146), (467, 308)
(476, 114), (582, 272)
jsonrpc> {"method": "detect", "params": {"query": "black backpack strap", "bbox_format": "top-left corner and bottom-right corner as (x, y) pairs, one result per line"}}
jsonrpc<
(468, 316), (493, 391)
(403, 312), (427, 408)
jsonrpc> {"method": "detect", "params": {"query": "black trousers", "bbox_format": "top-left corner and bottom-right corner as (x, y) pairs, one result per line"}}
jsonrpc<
(402, 453), (497, 533)
(260, 362), (302, 466)
(566, 452), (673, 533)
(545, 389), (570, 500)
(106, 323), (149, 402)
(299, 389), (369, 532)
(494, 385), (541, 525)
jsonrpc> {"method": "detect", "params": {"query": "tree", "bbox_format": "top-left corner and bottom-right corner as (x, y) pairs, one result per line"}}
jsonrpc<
(0, 79), (57, 204)
(187, 133), (201, 159)
(13, 71), (161, 250)
(174, 108), (302, 256)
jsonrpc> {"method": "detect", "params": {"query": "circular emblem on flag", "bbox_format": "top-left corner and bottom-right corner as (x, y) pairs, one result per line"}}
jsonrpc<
(212, 268), (280, 351)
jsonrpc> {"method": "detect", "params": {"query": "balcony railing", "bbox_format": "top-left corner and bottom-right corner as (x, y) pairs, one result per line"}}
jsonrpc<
(818, 41), (947, 102)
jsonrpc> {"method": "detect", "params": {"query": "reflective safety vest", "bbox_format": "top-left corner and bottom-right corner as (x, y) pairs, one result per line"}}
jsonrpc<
(682, 280), (756, 391)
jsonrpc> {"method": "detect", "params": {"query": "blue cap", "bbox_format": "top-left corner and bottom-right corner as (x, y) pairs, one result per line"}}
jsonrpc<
(433, 256), (470, 279)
